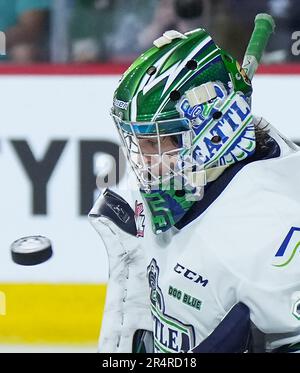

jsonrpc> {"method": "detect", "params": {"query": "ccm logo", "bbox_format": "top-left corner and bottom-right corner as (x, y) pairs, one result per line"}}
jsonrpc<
(174, 263), (208, 287)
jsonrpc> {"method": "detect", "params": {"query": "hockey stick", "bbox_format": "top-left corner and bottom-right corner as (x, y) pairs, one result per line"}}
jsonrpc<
(242, 13), (276, 81)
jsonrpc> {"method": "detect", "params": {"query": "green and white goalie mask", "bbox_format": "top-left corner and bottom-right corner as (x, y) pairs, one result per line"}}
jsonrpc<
(111, 29), (255, 233)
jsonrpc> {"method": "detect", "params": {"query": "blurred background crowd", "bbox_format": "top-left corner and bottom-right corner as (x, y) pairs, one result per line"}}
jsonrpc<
(0, 0), (299, 65)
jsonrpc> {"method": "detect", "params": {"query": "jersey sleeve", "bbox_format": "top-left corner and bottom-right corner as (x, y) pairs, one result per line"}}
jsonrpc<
(238, 277), (300, 352)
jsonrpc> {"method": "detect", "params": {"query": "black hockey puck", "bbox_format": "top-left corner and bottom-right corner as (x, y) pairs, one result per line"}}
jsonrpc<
(10, 236), (53, 266)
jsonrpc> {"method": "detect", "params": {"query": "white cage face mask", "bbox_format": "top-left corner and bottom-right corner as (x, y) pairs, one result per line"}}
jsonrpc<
(111, 113), (196, 190)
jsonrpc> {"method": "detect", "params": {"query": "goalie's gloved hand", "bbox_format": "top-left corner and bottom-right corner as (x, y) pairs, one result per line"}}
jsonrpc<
(89, 188), (152, 353)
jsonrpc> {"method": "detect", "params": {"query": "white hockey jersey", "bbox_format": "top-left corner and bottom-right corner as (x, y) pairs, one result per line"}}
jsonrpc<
(90, 119), (300, 353)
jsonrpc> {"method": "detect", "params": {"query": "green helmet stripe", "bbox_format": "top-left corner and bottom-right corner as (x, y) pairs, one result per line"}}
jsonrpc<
(159, 30), (208, 74)
(129, 35), (216, 122)
(161, 36), (213, 96)
(152, 47), (220, 121)
(130, 44), (179, 121)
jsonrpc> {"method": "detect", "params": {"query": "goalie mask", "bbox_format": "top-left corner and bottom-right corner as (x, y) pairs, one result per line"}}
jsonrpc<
(111, 29), (255, 234)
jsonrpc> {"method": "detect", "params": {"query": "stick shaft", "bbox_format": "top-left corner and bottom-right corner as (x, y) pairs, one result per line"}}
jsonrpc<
(242, 13), (275, 80)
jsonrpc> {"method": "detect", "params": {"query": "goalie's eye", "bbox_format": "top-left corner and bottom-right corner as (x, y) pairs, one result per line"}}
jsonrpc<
(138, 136), (179, 155)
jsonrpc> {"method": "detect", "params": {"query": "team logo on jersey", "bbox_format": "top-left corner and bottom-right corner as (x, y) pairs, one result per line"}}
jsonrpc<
(147, 259), (196, 353)
(134, 201), (145, 237)
(272, 227), (300, 267)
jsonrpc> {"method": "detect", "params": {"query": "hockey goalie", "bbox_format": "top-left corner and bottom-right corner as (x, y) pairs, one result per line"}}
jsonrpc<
(89, 26), (300, 353)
